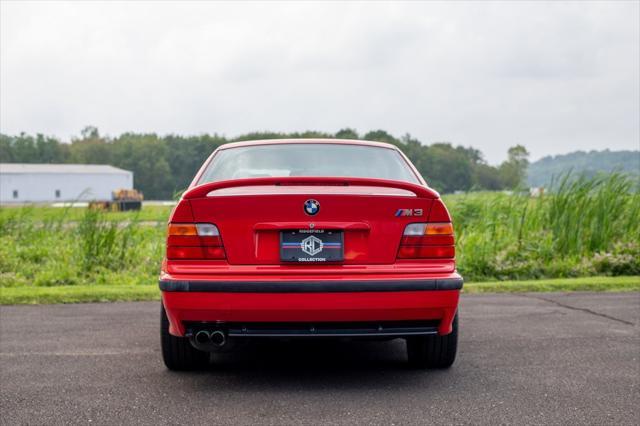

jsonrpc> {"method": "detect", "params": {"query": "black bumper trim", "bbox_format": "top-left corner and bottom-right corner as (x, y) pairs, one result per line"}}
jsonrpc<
(159, 277), (463, 293)
(186, 320), (440, 338)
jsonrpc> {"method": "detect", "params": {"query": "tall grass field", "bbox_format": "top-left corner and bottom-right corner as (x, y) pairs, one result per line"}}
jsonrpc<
(1, 174), (638, 303)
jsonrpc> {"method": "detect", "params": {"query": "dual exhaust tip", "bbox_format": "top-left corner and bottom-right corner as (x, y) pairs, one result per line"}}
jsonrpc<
(194, 330), (226, 347)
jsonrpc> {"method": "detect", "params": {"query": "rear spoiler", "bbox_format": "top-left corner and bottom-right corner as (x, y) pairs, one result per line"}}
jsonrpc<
(182, 177), (440, 199)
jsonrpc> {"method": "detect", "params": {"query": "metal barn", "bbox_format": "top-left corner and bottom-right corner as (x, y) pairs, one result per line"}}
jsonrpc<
(0, 164), (134, 203)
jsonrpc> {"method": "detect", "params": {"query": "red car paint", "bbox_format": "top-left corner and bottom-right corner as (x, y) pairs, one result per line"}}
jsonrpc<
(160, 139), (462, 339)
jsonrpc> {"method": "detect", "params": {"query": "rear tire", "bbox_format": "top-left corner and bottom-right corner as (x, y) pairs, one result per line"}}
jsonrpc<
(161, 304), (209, 371)
(406, 314), (458, 369)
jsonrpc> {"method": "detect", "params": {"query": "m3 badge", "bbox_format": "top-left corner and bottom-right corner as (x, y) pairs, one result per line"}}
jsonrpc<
(395, 208), (424, 217)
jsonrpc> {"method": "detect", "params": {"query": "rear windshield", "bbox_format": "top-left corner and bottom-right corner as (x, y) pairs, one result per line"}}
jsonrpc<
(198, 143), (420, 184)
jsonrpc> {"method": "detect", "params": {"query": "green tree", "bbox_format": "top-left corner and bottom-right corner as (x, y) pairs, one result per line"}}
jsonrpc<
(111, 133), (172, 199)
(0, 135), (14, 162)
(420, 143), (474, 193)
(363, 130), (399, 144)
(335, 128), (359, 140)
(473, 163), (504, 190)
(11, 133), (38, 162)
(80, 126), (100, 139)
(165, 134), (225, 194)
(70, 127), (112, 164)
(35, 134), (68, 163)
(499, 145), (530, 188)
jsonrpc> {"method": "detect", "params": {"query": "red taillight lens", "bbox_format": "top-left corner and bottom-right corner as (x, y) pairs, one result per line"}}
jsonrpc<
(400, 234), (454, 246)
(202, 246), (226, 259)
(397, 222), (455, 259)
(167, 223), (225, 260)
(167, 246), (205, 259)
(397, 245), (455, 259)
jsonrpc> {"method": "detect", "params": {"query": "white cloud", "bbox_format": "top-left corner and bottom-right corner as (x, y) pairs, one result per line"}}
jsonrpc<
(1, 0), (638, 163)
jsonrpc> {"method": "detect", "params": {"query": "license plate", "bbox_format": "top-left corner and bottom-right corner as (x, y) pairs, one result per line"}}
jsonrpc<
(280, 230), (344, 262)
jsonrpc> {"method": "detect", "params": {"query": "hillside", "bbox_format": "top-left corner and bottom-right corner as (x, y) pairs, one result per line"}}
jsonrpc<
(527, 149), (640, 187)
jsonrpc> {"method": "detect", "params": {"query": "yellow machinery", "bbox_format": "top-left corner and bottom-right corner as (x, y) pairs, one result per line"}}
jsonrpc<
(89, 189), (144, 211)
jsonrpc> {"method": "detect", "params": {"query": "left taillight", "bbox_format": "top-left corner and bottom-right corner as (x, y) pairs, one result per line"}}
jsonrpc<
(166, 223), (226, 260)
(397, 222), (455, 259)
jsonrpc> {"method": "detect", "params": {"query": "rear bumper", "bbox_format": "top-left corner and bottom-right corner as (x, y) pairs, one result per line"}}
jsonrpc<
(160, 275), (462, 337)
(159, 277), (463, 293)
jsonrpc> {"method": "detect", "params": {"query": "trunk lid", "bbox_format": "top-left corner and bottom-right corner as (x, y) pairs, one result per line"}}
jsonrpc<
(185, 178), (437, 265)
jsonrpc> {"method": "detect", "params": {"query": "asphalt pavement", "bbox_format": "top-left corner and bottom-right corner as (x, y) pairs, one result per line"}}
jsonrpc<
(1, 292), (638, 425)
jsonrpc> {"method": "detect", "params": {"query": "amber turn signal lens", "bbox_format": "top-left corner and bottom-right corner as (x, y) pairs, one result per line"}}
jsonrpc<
(403, 223), (453, 236)
(425, 223), (454, 235)
(168, 223), (198, 236)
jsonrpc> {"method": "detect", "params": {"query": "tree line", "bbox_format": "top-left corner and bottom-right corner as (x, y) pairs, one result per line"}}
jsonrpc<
(0, 127), (529, 199)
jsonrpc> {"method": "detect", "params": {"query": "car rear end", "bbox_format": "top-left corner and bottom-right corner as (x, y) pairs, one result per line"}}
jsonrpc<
(160, 140), (462, 370)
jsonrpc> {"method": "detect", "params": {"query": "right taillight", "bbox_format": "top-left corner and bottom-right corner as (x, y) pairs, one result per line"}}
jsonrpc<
(397, 222), (455, 259)
(166, 223), (226, 260)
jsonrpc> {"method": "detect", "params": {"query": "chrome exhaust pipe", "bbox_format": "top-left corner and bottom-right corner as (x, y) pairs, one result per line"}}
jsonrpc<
(210, 330), (226, 347)
(195, 330), (211, 345)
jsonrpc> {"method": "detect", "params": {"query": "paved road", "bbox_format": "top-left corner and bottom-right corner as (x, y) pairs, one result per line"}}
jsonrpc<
(1, 293), (639, 425)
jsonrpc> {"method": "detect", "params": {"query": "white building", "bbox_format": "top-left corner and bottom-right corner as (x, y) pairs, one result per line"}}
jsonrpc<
(0, 163), (133, 203)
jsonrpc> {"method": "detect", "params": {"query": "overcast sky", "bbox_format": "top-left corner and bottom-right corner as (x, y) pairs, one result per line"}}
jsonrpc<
(1, 1), (638, 164)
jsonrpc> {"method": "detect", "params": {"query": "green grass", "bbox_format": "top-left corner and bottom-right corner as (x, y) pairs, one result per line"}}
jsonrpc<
(464, 276), (640, 294)
(443, 173), (640, 281)
(2, 276), (637, 305)
(0, 284), (160, 304)
(0, 204), (173, 223)
(0, 207), (165, 289)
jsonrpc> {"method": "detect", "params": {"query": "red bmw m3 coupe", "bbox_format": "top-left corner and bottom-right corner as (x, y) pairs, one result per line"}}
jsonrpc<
(160, 139), (462, 370)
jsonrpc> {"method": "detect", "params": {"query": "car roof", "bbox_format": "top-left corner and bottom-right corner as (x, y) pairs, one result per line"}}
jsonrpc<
(217, 138), (398, 151)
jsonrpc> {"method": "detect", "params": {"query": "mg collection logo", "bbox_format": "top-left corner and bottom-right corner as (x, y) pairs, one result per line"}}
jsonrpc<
(300, 235), (324, 256)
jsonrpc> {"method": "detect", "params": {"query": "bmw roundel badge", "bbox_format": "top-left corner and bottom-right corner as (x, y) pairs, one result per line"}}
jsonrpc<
(304, 199), (320, 216)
